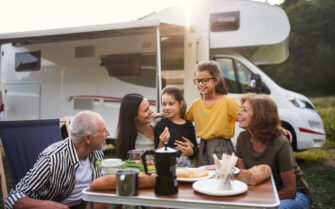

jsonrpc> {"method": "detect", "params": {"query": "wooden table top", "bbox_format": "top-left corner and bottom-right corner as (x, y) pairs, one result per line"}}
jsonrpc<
(84, 177), (280, 209)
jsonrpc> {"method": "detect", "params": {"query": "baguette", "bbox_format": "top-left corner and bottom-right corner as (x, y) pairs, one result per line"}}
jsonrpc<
(90, 174), (116, 191)
(90, 172), (156, 191)
(236, 164), (272, 186)
(138, 172), (156, 188)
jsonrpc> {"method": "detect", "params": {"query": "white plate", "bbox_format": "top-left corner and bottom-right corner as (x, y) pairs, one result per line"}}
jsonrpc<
(192, 179), (247, 196)
(177, 169), (215, 182)
(199, 165), (240, 175)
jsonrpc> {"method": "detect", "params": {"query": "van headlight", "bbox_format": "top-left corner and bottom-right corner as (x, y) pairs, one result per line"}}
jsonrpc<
(288, 97), (315, 110)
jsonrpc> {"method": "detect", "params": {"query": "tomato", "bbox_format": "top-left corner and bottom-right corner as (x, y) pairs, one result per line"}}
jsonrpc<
(135, 160), (141, 165)
(146, 160), (154, 165)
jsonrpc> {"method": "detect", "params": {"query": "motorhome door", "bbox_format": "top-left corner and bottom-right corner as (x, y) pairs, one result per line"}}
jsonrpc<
(3, 83), (40, 120)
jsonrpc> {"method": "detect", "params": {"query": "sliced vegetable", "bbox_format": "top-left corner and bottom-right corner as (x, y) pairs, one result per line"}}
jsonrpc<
(124, 160), (155, 172)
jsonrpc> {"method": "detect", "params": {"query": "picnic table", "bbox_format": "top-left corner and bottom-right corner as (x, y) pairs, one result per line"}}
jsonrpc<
(83, 176), (279, 209)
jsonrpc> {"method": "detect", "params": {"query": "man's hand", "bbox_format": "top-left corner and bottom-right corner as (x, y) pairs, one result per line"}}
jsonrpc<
(39, 201), (70, 209)
(14, 198), (69, 209)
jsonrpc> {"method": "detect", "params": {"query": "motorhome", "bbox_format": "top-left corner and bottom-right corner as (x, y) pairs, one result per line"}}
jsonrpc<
(0, 0), (325, 150)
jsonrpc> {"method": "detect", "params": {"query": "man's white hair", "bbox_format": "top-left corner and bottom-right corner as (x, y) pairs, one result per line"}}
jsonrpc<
(70, 111), (104, 142)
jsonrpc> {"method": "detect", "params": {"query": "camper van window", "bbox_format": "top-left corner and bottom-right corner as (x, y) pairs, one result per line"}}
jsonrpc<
(100, 54), (141, 76)
(236, 61), (253, 93)
(100, 54), (156, 88)
(15, 51), (41, 72)
(217, 58), (239, 93)
(210, 11), (240, 32)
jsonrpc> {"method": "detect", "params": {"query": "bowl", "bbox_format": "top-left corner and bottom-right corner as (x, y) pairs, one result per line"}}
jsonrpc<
(100, 158), (125, 175)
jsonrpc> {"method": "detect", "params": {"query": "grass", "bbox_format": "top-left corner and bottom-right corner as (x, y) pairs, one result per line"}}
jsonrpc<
(292, 96), (335, 209)
(309, 96), (335, 108)
(298, 160), (335, 209)
(295, 148), (335, 162)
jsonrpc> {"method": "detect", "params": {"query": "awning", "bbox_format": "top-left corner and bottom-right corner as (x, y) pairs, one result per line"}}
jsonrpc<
(0, 19), (185, 45)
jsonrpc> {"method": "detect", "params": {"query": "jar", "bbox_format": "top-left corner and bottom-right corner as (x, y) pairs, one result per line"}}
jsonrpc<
(100, 158), (125, 175)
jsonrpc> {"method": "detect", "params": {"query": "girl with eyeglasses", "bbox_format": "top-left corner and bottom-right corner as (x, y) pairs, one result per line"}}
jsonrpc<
(186, 60), (241, 166)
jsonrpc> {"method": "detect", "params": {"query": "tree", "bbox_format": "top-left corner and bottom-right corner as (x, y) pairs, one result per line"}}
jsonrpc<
(262, 0), (335, 95)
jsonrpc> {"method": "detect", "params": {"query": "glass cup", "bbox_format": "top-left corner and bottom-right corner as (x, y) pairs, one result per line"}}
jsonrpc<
(116, 169), (139, 196)
(177, 156), (191, 167)
(127, 149), (145, 161)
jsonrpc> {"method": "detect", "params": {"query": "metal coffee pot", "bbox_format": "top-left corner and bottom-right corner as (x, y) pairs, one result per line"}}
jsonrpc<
(141, 143), (180, 195)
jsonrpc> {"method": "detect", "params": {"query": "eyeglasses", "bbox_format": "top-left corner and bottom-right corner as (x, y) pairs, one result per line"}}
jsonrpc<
(193, 77), (214, 85)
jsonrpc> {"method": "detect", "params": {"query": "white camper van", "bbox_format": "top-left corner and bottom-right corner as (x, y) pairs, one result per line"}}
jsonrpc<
(0, 0), (325, 150)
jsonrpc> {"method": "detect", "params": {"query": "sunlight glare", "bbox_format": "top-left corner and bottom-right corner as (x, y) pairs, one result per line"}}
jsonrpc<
(180, 0), (200, 29)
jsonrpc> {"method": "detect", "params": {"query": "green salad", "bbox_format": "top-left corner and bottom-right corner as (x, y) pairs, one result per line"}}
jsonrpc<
(124, 160), (156, 172)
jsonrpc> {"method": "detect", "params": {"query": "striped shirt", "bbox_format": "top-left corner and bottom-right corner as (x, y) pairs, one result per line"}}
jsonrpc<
(5, 137), (103, 209)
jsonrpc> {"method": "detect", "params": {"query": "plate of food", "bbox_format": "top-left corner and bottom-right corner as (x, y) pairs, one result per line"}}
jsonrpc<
(199, 165), (240, 175)
(176, 167), (215, 182)
(192, 179), (247, 196)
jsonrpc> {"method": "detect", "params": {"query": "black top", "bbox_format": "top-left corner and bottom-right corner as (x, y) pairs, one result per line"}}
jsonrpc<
(154, 118), (198, 158)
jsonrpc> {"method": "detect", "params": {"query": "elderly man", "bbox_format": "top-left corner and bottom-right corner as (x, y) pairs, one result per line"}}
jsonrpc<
(5, 111), (110, 209)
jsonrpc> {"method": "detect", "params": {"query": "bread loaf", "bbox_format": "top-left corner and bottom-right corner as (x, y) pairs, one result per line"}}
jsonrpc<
(90, 172), (156, 191)
(90, 174), (116, 191)
(236, 164), (272, 186)
(138, 172), (156, 188)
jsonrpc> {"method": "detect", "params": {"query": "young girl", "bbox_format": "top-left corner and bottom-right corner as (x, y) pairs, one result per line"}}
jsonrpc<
(154, 86), (198, 159)
(186, 60), (241, 166)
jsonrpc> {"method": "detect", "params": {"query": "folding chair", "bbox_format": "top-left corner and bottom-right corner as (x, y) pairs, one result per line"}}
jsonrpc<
(0, 117), (70, 205)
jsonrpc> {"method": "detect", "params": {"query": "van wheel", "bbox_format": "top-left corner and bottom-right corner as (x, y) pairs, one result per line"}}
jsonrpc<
(281, 122), (297, 151)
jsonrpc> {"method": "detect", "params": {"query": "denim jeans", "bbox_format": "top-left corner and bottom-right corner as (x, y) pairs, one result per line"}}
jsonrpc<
(279, 192), (310, 209)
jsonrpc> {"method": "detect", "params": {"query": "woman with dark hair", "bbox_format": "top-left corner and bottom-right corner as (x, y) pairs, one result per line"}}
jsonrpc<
(116, 93), (155, 160)
(236, 93), (311, 209)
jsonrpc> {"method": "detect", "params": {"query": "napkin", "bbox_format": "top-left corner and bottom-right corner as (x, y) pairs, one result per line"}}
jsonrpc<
(213, 153), (238, 190)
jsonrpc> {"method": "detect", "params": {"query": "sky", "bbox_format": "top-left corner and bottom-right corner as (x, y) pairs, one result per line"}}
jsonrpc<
(0, 0), (284, 34)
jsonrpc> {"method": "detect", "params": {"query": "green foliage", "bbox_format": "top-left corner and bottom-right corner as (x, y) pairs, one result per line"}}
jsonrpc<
(294, 96), (335, 162)
(318, 107), (335, 142)
(294, 96), (335, 209)
(295, 148), (335, 162)
(310, 96), (335, 142)
(298, 160), (335, 209)
(263, 0), (335, 95)
(310, 96), (335, 108)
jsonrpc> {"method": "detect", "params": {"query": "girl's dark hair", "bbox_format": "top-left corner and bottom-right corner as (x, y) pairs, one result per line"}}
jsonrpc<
(241, 93), (282, 144)
(116, 93), (144, 160)
(162, 86), (187, 119)
(195, 60), (228, 95)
